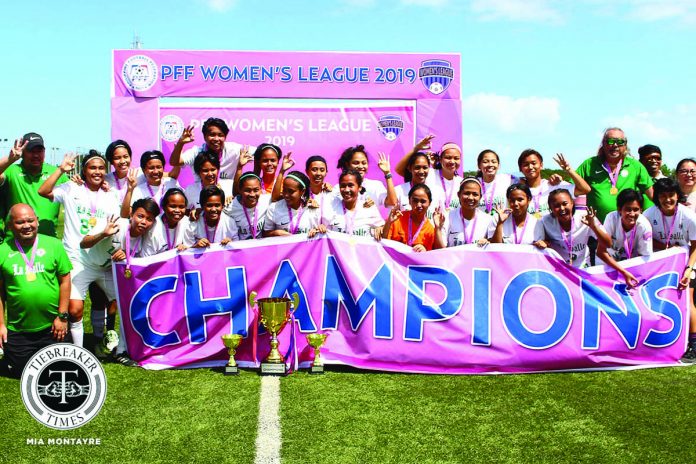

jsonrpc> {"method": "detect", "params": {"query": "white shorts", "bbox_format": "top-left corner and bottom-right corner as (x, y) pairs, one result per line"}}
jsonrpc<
(70, 261), (116, 302)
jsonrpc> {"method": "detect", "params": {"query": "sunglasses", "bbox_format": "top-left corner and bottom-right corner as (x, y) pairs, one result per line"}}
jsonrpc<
(605, 138), (627, 146)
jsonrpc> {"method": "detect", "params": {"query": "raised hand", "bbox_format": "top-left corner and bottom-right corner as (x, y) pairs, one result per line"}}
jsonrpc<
(103, 215), (121, 237)
(59, 153), (77, 173)
(126, 168), (139, 191)
(387, 205), (402, 223)
(582, 207), (598, 229)
(494, 203), (510, 224)
(281, 151), (295, 172)
(377, 152), (391, 175)
(9, 138), (27, 162)
(432, 206), (446, 230)
(71, 174), (84, 186)
(322, 182), (333, 192)
(363, 197), (375, 208)
(548, 173), (563, 186)
(553, 153), (572, 172)
(415, 134), (435, 152)
(239, 145), (253, 167)
(179, 125), (195, 145)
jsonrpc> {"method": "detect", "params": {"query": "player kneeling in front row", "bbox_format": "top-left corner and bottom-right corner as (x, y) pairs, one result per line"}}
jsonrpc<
(0, 204), (72, 377)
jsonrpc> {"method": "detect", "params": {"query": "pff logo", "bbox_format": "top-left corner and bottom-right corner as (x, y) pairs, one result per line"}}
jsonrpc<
(159, 115), (185, 142)
(21, 344), (107, 430)
(121, 54), (158, 91)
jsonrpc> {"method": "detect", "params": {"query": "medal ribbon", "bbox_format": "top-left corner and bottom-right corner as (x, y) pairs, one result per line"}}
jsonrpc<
(661, 206), (679, 248)
(512, 217), (529, 245)
(559, 217), (574, 264)
(124, 226), (142, 273)
(623, 224), (638, 259)
(163, 215), (176, 250)
(407, 214), (426, 246)
(288, 206), (304, 234)
(311, 191), (325, 225)
(480, 178), (496, 213)
(342, 202), (357, 235)
(461, 211), (478, 244)
(602, 160), (623, 192)
(204, 214), (219, 243)
(84, 184), (101, 218)
(147, 182), (165, 203)
(242, 205), (258, 239)
(15, 236), (39, 276)
(440, 172), (454, 209)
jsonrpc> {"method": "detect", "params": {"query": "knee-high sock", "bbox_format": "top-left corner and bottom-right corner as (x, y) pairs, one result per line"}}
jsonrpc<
(91, 308), (106, 339)
(106, 313), (116, 332)
(70, 319), (84, 347)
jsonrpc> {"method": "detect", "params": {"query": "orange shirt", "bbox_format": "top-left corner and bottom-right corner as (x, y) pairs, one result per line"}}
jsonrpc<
(387, 212), (436, 250)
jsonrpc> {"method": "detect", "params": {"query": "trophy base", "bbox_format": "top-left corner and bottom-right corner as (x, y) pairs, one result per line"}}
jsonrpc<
(260, 362), (287, 375)
(309, 365), (324, 375)
(224, 365), (239, 376)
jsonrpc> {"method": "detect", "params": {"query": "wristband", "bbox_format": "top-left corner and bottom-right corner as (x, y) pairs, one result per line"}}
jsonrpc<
(384, 173), (392, 180)
(58, 312), (69, 321)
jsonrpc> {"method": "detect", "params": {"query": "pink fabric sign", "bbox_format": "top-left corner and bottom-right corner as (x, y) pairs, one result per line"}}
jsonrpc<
(114, 234), (688, 374)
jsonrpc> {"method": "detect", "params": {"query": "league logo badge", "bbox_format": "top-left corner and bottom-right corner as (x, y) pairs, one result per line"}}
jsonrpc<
(377, 115), (404, 141)
(21, 344), (107, 430)
(159, 115), (185, 142)
(122, 54), (158, 92)
(418, 60), (454, 95)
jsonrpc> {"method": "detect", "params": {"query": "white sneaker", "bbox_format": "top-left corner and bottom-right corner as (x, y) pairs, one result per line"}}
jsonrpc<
(103, 330), (119, 353)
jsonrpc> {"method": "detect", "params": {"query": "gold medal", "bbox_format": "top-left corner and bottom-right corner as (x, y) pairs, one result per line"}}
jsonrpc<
(26, 271), (37, 282)
(534, 212), (542, 219)
(124, 268), (132, 279)
(88, 217), (97, 227)
(610, 187), (618, 195)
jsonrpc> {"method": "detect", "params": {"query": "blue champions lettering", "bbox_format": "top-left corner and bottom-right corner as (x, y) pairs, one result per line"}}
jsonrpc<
(404, 266), (463, 341)
(581, 280), (641, 350)
(129, 276), (181, 349)
(321, 256), (392, 338)
(472, 269), (491, 345)
(270, 260), (315, 331)
(184, 268), (248, 344)
(502, 271), (572, 349)
(641, 272), (682, 347)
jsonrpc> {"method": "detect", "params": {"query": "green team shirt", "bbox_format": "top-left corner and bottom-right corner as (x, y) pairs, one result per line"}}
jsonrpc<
(576, 156), (653, 223)
(0, 234), (72, 332)
(1, 163), (67, 238)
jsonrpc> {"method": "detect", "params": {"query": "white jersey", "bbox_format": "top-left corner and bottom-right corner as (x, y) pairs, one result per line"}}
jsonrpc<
(52, 182), (121, 267)
(104, 169), (145, 202)
(111, 218), (148, 259)
(310, 190), (331, 226)
(478, 173), (514, 214)
(141, 215), (191, 256)
(183, 214), (239, 245)
(445, 208), (496, 247)
(499, 214), (538, 245)
(534, 211), (603, 268)
(361, 178), (388, 207)
(644, 205), (696, 250)
(130, 177), (180, 207)
(600, 211), (653, 262)
(263, 199), (320, 235)
(184, 179), (235, 210)
(322, 196), (385, 237)
(527, 179), (574, 217)
(425, 169), (462, 210)
(224, 195), (271, 240)
(181, 141), (256, 180)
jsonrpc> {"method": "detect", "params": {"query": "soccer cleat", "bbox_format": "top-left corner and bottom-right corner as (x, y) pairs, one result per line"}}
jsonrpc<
(114, 352), (139, 367)
(103, 330), (119, 353)
(680, 345), (696, 364)
(94, 342), (110, 361)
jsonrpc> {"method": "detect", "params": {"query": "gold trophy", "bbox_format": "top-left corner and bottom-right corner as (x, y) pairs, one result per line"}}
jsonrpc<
(250, 291), (300, 375)
(306, 333), (328, 374)
(221, 333), (243, 376)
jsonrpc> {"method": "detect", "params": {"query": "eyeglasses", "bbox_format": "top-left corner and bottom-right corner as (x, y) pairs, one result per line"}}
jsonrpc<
(605, 138), (627, 146)
(678, 169), (696, 176)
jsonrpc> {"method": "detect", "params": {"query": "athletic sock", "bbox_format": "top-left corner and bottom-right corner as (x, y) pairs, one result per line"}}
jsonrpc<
(91, 308), (106, 339)
(106, 313), (116, 331)
(70, 319), (84, 347)
(689, 333), (696, 349)
(116, 323), (127, 354)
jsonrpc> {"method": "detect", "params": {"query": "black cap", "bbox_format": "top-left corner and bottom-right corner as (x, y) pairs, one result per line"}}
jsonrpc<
(22, 132), (44, 151)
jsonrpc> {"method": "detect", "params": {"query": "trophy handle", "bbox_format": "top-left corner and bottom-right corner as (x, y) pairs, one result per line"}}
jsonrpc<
(249, 291), (258, 309)
(290, 292), (300, 311)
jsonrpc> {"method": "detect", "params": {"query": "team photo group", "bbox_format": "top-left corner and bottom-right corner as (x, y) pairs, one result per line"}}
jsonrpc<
(1, 118), (695, 375)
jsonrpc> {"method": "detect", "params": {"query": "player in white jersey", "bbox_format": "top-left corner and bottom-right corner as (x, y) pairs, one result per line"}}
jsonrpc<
(305, 155), (334, 224)
(393, 152), (442, 218)
(183, 151), (234, 211)
(315, 169), (385, 240)
(121, 150), (179, 217)
(643, 178), (696, 362)
(533, 189), (610, 268)
(335, 144), (397, 207)
(170, 117), (253, 180)
(517, 149), (590, 217)
(596, 189), (652, 287)
(38, 152), (121, 349)
(184, 185), (238, 247)
(224, 173), (270, 240)
(434, 177), (496, 248)
(142, 188), (191, 255)
(492, 183), (538, 245)
(475, 149), (515, 216)
(264, 171), (320, 236)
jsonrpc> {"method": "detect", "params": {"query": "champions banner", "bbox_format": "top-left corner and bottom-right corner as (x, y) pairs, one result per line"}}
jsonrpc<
(114, 234), (688, 374)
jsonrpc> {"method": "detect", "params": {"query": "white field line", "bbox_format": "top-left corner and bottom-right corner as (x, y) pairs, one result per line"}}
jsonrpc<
(254, 376), (282, 464)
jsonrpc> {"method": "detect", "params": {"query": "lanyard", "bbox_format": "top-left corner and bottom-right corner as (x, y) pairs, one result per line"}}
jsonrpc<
(342, 203), (357, 235)
(559, 217), (574, 264)
(124, 227), (141, 276)
(461, 211), (478, 244)
(147, 182), (164, 203)
(408, 214), (426, 246)
(84, 184), (101, 218)
(288, 206), (304, 234)
(311, 191), (325, 225)
(163, 216), (176, 250)
(623, 224), (638, 259)
(602, 160), (623, 193)
(243, 205), (258, 239)
(480, 178), (496, 213)
(439, 172), (454, 209)
(15, 236), (38, 277)
(204, 215), (219, 243)
(512, 216), (529, 244)
(661, 207), (679, 247)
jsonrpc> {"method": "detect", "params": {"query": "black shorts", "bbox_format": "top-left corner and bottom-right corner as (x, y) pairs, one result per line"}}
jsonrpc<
(4, 329), (71, 378)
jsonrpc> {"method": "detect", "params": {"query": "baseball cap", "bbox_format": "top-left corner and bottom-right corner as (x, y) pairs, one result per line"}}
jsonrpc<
(22, 133), (45, 151)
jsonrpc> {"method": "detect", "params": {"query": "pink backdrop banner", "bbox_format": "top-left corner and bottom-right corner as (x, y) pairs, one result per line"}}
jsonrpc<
(113, 234), (689, 374)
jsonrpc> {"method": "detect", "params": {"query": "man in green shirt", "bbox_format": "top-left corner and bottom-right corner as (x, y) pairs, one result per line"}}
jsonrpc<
(0, 134), (68, 238)
(0, 204), (72, 377)
(576, 127), (654, 223)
